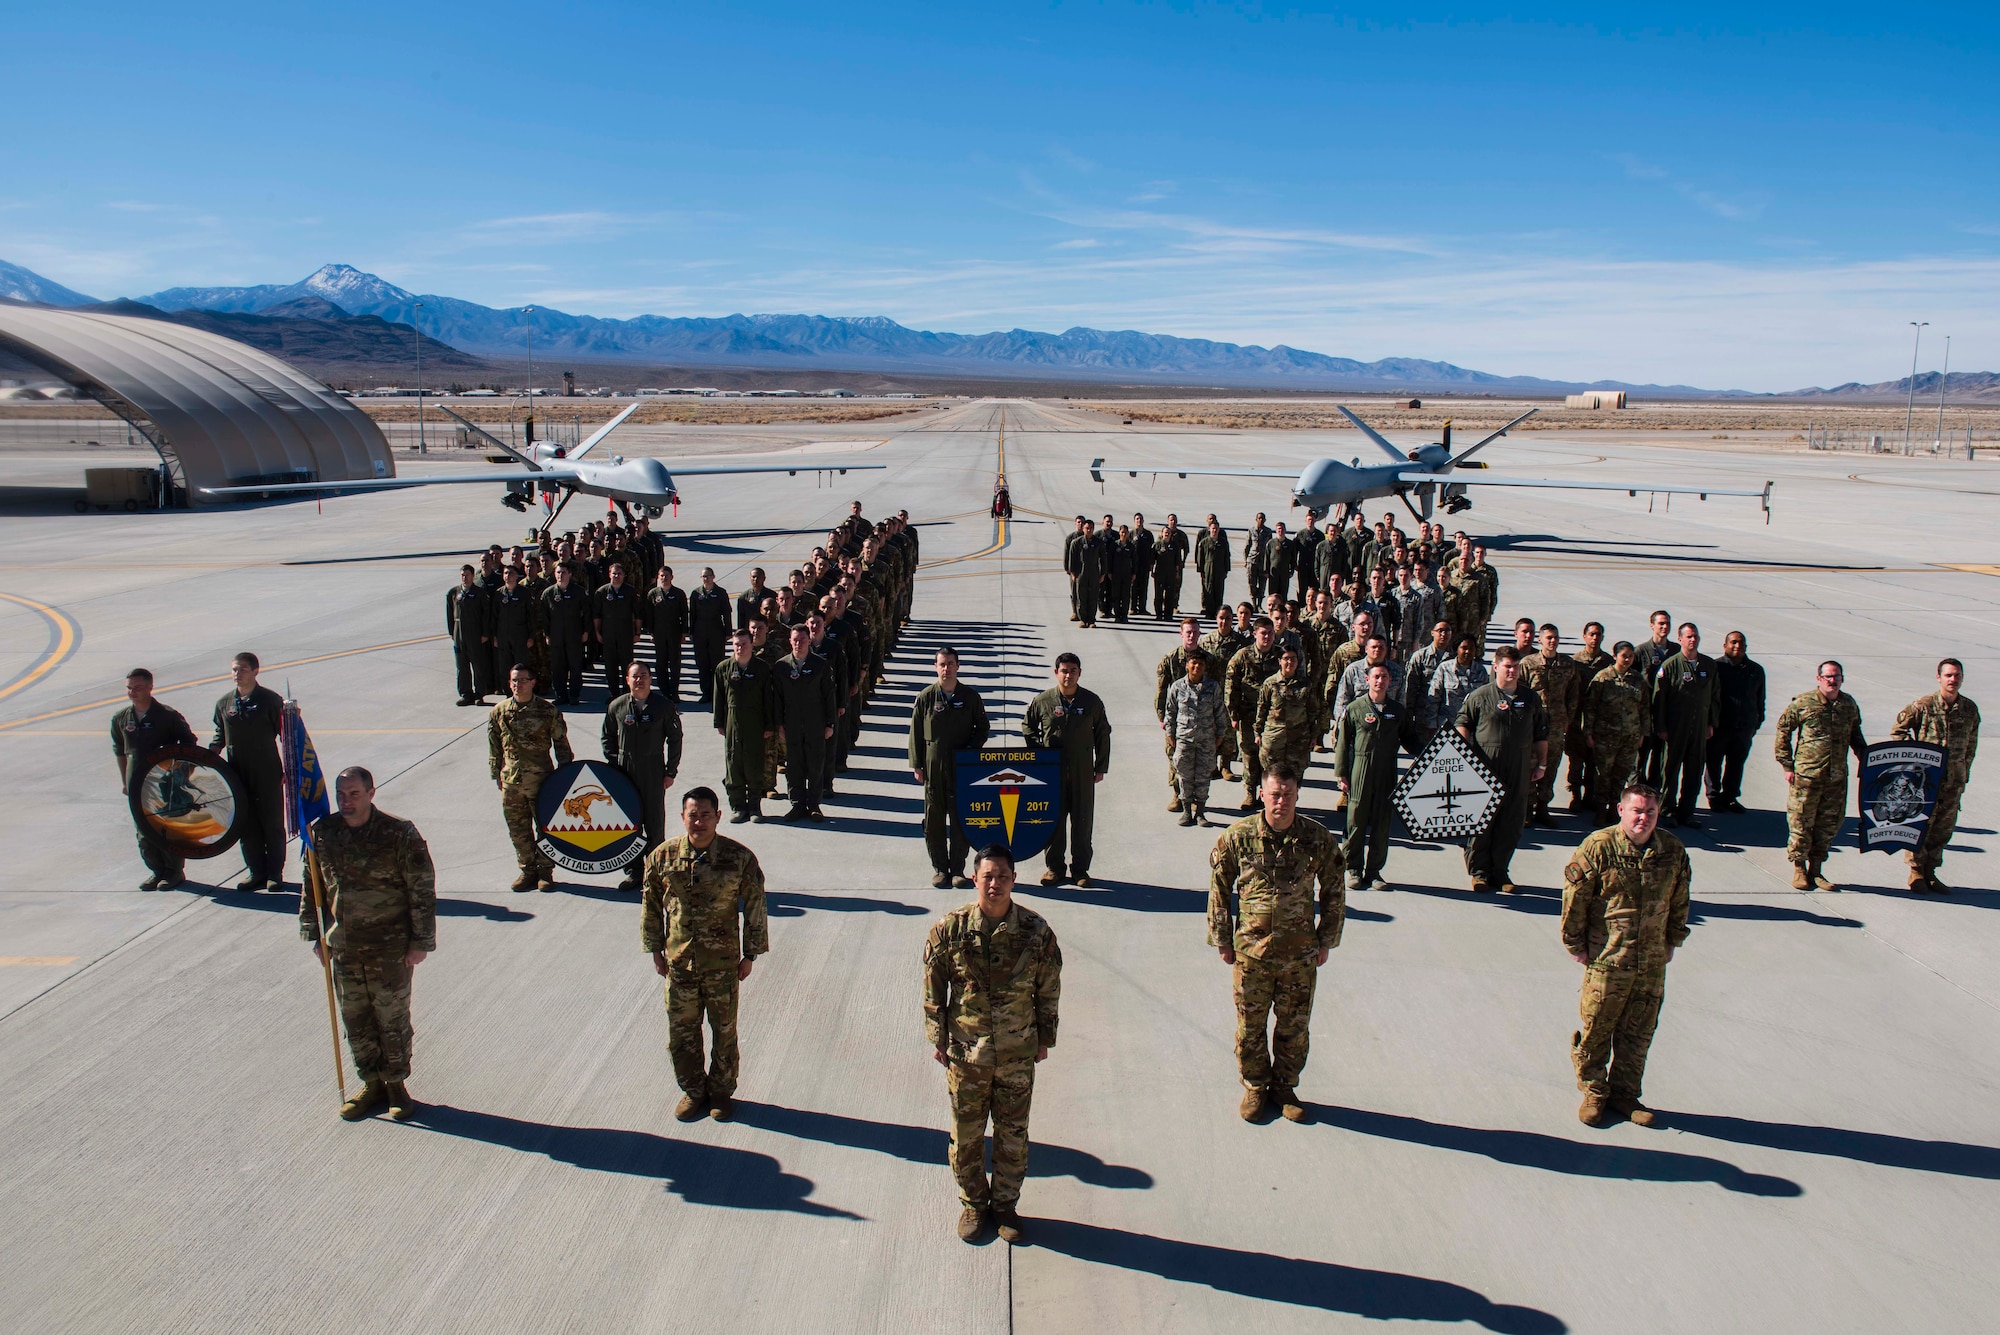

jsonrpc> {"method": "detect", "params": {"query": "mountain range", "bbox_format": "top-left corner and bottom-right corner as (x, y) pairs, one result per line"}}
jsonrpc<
(4, 258), (1993, 398)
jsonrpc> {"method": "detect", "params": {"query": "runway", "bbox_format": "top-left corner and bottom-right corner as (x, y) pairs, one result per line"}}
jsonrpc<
(0, 397), (1995, 1334)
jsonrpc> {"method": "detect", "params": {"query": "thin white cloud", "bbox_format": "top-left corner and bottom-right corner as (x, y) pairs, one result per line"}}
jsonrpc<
(1614, 154), (1765, 223)
(1052, 238), (1101, 250)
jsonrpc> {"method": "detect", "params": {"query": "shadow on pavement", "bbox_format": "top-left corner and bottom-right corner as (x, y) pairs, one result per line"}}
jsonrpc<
(1018, 879), (1205, 914)
(1687, 898), (1858, 927)
(1025, 1219), (1568, 1334)
(1314, 1105), (1800, 1197)
(766, 890), (927, 917)
(730, 1101), (1151, 1188)
(196, 886), (534, 923)
(1661, 1111), (2000, 1180)
(1392, 885), (1561, 916)
(408, 1104), (862, 1218)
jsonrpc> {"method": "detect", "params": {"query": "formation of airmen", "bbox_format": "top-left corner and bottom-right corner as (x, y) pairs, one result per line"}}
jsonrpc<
(106, 494), (1982, 1245)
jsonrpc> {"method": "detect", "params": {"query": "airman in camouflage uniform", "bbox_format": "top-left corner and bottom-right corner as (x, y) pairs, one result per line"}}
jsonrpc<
(1157, 620), (1219, 809)
(1566, 623), (1614, 812)
(1164, 653), (1228, 825)
(642, 788), (769, 1121)
(301, 766), (437, 1122)
(1225, 623), (1285, 807)
(1892, 659), (1980, 892)
(1561, 785), (1690, 1128)
(1200, 609), (1250, 778)
(924, 848), (1062, 1244)
(1255, 647), (1322, 782)
(1520, 625), (1584, 823)
(1208, 764), (1344, 1122)
(1582, 643), (1649, 823)
(1774, 661), (1867, 891)
(488, 667), (573, 891)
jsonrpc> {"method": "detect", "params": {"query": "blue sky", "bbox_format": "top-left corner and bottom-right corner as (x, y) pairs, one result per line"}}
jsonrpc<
(5, 2), (1997, 388)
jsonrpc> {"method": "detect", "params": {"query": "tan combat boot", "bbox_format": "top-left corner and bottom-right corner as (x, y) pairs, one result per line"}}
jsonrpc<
(386, 1082), (418, 1122)
(1791, 864), (1810, 891)
(510, 869), (535, 893)
(1907, 869), (1932, 894)
(674, 1093), (708, 1122)
(1812, 865), (1840, 893)
(993, 1207), (1025, 1244)
(1167, 794), (1183, 812)
(1239, 1088), (1266, 1122)
(1274, 1087), (1308, 1123)
(957, 1205), (987, 1242)
(1577, 1092), (1609, 1127)
(708, 1095), (734, 1122)
(1609, 1095), (1657, 1127)
(340, 1079), (388, 1122)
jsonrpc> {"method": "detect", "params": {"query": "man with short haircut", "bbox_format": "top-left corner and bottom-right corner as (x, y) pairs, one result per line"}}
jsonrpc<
(1405, 620), (1455, 741)
(689, 568), (733, 704)
(111, 668), (196, 890)
(714, 629), (778, 824)
(210, 651), (287, 890)
(643, 787), (768, 1123)
(1255, 645), (1322, 786)
(924, 844), (1062, 1245)
(911, 648), (992, 887)
(1582, 642), (1649, 822)
(1153, 514), (1190, 619)
(1562, 782), (1690, 1129)
(1165, 651), (1228, 826)
(1195, 515), (1231, 617)
(735, 568), (770, 632)
(1023, 654), (1112, 888)
(1892, 659), (1981, 893)
(1652, 622), (1718, 827)
(1520, 624), (1583, 826)
(491, 564), (539, 696)
(1634, 609), (1676, 785)
(303, 766), (436, 1123)
(593, 561), (639, 698)
(1774, 660), (1867, 891)
(1337, 663), (1416, 890)
(646, 565), (690, 699)
(541, 563), (589, 705)
(447, 564), (494, 706)
(1208, 764), (1344, 1124)
(773, 624), (838, 822)
(1067, 520), (1103, 628)
(1705, 631), (1765, 815)
(1567, 622), (1614, 812)
(490, 663), (573, 891)
(603, 661), (682, 891)
(1225, 618), (1285, 808)
(1456, 645), (1549, 894)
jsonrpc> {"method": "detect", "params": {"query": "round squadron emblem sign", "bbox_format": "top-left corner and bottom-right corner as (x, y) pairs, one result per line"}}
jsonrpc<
(535, 760), (646, 874)
(126, 744), (247, 860)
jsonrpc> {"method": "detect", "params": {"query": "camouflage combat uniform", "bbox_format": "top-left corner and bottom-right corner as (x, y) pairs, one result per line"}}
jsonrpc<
(1225, 645), (1284, 803)
(1164, 674), (1228, 817)
(923, 902), (1062, 1212)
(1561, 825), (1690, 1102)
(1208, 813), (1344, 1095)
(1255, 669), (1323, 779)
(488, 695), (573, 884)
(1583, 664), (1650, 818)
(1201, 627), (1250, 770)
(1156, 645), (1219, 800)
(641, 833), (768, 1100)
(1773, 689), (1866, 874)
(1521, 649), (1583, 813)
(301, 810), (437, 1084)
(1892, 691), (1981, 879)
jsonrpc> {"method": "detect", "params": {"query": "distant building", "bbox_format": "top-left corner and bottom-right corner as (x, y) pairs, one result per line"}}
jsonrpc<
(1565, 390), (1628, 409)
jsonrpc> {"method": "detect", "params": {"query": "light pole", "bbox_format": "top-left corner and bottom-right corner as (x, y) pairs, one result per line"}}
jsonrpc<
(523, 306), (536, 447)
(1933, 334), (1950, 452)
(414, 299), (425, 454)
(1904, 321), (1928, 454)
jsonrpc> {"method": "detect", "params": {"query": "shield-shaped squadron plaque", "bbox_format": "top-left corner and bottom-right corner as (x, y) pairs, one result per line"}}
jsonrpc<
(956, 749), (1062, 860)
(1392, 729), (1502, 841)
(535, 760), (647, 874)
(1857, 741), (1945, 853)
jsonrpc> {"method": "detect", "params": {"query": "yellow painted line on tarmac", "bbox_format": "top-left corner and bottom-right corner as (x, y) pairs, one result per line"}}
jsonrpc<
(0, 593), (80, 705)
(0, 634), (450, 733)
(919, 422), (1013, 569)
(1935, 563), (2000, 577)
(0, 957), (79, 967)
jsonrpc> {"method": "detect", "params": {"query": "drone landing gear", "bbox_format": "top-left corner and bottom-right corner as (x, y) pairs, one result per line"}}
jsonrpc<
(535, 487), (579, 542)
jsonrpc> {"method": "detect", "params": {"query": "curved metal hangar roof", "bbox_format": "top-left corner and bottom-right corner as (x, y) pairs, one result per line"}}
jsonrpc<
(0, 303), (393, 505)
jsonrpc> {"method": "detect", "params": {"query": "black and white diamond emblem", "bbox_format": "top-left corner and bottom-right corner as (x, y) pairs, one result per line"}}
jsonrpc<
(1393, 729), (1504, 840)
